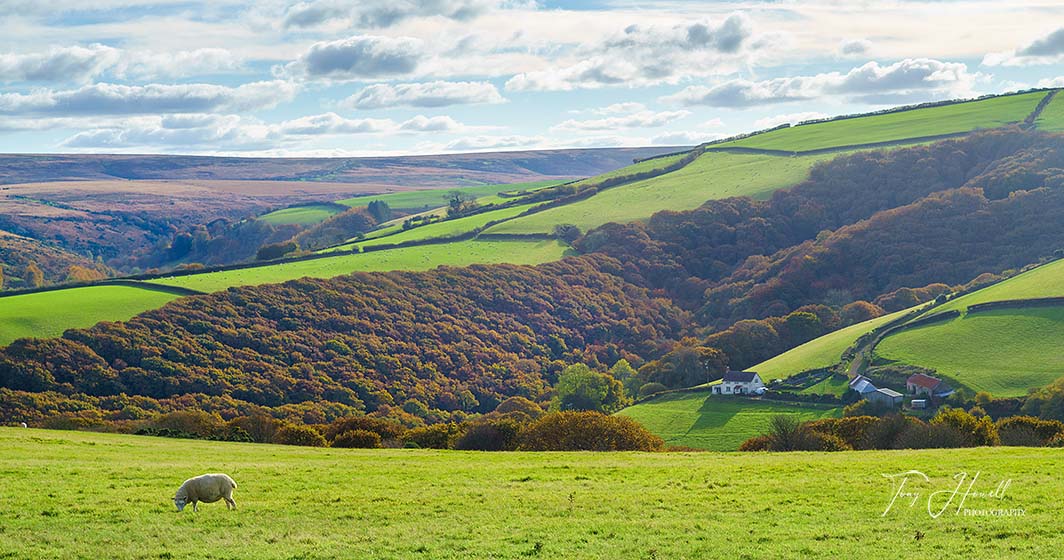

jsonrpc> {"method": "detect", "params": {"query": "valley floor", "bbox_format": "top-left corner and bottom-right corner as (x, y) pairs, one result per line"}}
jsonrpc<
(0, 428), (1057, 559)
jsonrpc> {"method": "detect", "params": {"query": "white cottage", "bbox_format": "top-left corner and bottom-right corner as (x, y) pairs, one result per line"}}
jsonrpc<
(713, 371), (765, 395)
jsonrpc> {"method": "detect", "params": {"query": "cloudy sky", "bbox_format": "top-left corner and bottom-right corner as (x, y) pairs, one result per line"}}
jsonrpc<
(0, 0), (1062, 156)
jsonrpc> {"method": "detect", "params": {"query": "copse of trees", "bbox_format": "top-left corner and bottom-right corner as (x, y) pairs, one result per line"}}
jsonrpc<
(550, 364), (629, 413)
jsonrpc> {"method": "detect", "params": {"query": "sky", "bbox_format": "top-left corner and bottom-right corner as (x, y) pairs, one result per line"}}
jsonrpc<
(0, 0), (1062, 157)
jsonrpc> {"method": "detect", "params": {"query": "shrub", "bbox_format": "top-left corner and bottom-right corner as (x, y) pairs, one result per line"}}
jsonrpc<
(454, 418), (524, 451)
(227, 414), (283, 443)
(332, 429), (382, 449)
(637, 383), (668, 398)
(894, 422), (965, 449)
(519, 412), (664, 451)
(402, 423), (462, 449)
(739, 435), (772, 451)
(150, 410), (224, 439)
(493, 397), (544, 421)
(930, 407), (999, 447)
(273, 424), (327, 447)
(325, 416), (405, 442)
(997, 416), (1064, 446)
(864, 414), (918, 449)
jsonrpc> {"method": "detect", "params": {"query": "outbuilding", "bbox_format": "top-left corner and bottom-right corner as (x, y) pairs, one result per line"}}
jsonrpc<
(906, 373), (954, 398)
(867, 387), (903, 408)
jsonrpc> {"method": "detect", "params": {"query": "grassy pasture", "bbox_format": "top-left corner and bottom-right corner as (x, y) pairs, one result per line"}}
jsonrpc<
(327, 202), (540, 252)
(617, 393), (840, 451)
(1035, 92), (1064, 131)
(933, 258), (1064, 314)
(2, 427), (1059, 559)
(875, 307), (1064, 397)
(257, 204), (345, 226)
(722, 91), (1046, 152)
(486, 152), (833, 235)
(149, 239), (570, 293)
(0, 286), (179, 347)
(336, 180), (564, 211)
(748, 308), (913, 381)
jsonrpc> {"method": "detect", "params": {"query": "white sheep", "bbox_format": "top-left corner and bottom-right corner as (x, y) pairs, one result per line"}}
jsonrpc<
(172, 473), (238, 512)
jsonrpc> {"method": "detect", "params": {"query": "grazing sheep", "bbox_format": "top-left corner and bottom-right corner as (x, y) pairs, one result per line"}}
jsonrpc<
(19, 422), (26, 428)
(173, 473), (237, 512)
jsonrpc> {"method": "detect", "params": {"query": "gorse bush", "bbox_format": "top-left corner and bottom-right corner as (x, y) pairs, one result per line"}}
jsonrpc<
(519, 411), (664, 452)
(332, 429), (382, 449)
(274, 424), (327, 447)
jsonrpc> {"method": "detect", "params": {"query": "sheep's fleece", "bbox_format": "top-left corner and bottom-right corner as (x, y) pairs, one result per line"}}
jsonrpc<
(173, 473), (237, 512)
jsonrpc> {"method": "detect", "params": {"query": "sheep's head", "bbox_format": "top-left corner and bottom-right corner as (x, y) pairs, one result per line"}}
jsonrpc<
(173, 496), (187, 512)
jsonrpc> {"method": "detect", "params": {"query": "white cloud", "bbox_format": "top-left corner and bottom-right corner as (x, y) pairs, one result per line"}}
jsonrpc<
(590, 102), (646, 115)
(0, 81), (299, 116)
(753, 111), (829, 129)
(505, 13), (760, 92)
(1037, 76), (1064, 88)
(58, 111), (472, 150)
(551, 110), (690, 132)
(443, 134), (545, 151)
(0, 44), (120, 83)
(663, 58), (980, 107)
(0, 45), (243, 84)
(650, 131), (723, 145)
(838, 39), (871, 57)
(282, 35), (423, 80)
(343, 80), (504, 109)
(398, 115), (463, 132)
(281, 0), (502, 29)
(984, 27), (1064, 67)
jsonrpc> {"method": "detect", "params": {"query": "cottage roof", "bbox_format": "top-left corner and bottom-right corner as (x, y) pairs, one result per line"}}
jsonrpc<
(849, 375), (876, 393)
(907, 373), (943, 390)
(876, 388), (903, 398)
(722, 370), (758, 383)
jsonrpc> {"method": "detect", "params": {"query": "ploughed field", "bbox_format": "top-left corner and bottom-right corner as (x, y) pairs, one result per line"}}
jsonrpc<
(0, 428), (1056, 559)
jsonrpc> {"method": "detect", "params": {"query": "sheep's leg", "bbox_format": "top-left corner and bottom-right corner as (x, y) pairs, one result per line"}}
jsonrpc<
(192, 501), (198, 512)
(224, 496), (236, 510)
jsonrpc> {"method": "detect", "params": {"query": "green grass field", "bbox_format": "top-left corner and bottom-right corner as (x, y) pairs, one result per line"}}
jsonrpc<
(486, 152), (833, 235)
(617, 394), (840, 451)
(336, 180), (564, 211)
(566, 152), (688, 189)
(258, 204), (345, 226)
(933, 258), (1064, 314)
(3, 427), (1059, 559)
(751, 308), (913, 381)
(327, 203), (540, 252)
(1035, 92), (1064, 132)
(0, 286), (180, 347)
(149, 239), (570, 293)
(722, 91), (1046, 152)
(799, 374), (852, 396)
(875, 307), (1064, 397)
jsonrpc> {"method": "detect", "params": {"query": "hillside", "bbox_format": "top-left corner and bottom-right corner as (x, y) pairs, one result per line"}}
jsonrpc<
(2, 428), (1060, 559)
(0, 230), (111, 290)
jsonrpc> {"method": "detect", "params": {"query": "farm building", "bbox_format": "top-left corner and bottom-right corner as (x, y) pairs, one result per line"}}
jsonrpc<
(849, 375), (877, 394)
(712, 371), (765, 395)
(867, 388), (903, 408)
(906, 373), (953, 397)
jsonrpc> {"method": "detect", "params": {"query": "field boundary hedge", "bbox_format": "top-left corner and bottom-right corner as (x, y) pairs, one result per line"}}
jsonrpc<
(966, 297), (1064, 314)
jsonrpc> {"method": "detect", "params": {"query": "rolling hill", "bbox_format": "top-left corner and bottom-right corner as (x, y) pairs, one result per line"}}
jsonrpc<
(746, 257), (1064, 397)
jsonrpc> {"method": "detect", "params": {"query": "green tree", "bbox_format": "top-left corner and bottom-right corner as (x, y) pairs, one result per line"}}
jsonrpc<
(367, 200), (392, 222)
(551, 364), (629, 414)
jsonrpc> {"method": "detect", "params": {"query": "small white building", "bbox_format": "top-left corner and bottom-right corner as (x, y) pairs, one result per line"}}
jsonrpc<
(867, 387), (903, 408)
(713, 371), (765, 395)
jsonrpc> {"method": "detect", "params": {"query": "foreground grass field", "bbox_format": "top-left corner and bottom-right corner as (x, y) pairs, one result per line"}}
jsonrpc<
(721, 91), (1046, 152)
(486, 152), (833, 235)
(875, 307), (1064, 397)
(751, 308), (913, 381)
(617, 394), (840, 451)
(150, 239), (570, 293)
(2, 428), (1056, 559)
(258, 204), (345, 226)
(0, 286), (179, 346)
